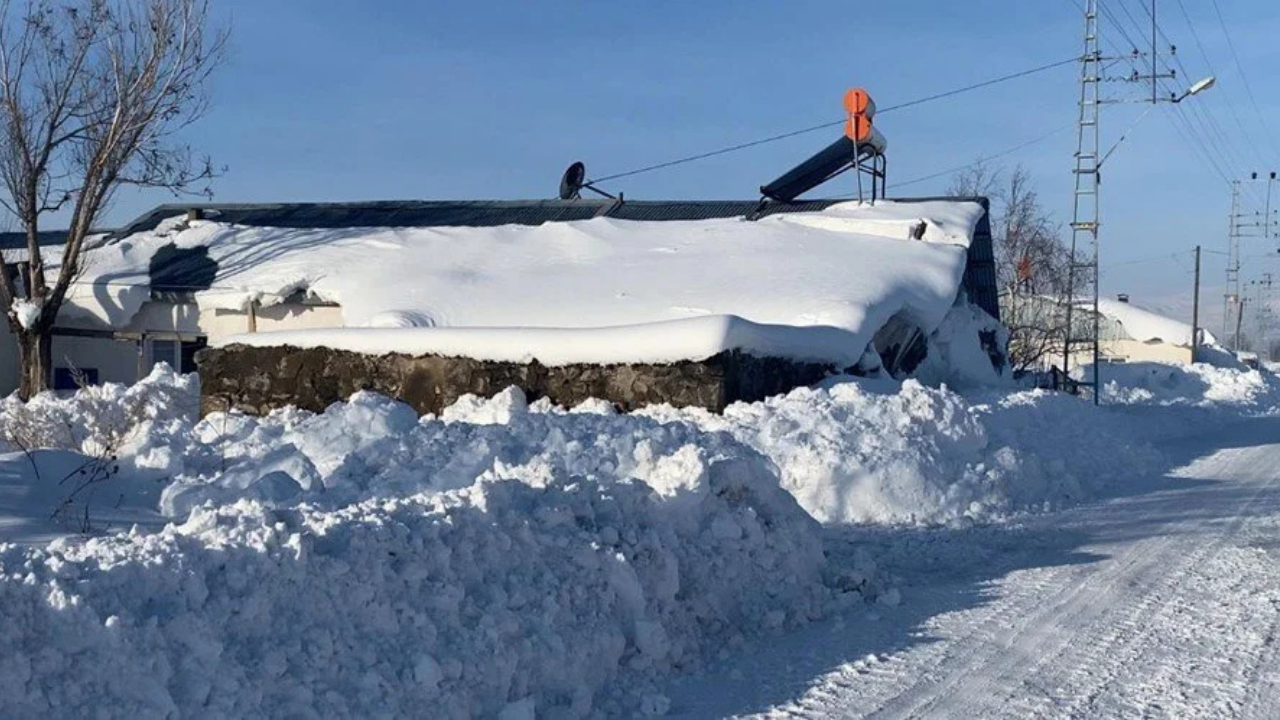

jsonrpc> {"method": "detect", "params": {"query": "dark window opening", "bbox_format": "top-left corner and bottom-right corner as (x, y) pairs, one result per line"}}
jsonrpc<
(54, 367), (98, 390)
(180, 338), (207, 374)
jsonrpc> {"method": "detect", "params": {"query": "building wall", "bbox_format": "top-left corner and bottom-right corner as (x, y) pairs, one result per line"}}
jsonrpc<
(0, 299), (346, 396)
(1067, 339), (1193, 368)
(51, 335), (142, 386)
(199, 303), (344, 340)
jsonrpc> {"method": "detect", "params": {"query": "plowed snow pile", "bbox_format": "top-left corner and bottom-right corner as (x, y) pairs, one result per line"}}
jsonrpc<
(1100, 360), (1280, 408)
(642, 381), (1163, 525)
(1, 359), (1274, 715)
(0, 372), (831, 717)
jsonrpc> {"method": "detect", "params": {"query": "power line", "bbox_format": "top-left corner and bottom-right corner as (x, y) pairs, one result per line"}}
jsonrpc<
(1208, 0), (1280, 162)
(1099, 0), (1251, 189)
(586, 56), (1081, 185)
(892, 123), (1075, 191)
(1100, 249), (1194, 269)
(874, 57), (1080, 114)
(813, 122), (1075, 200)
(1170, 0), (1266, 165)
(1092, 1), (1234, 185)
(1119, 0), (1253, 178)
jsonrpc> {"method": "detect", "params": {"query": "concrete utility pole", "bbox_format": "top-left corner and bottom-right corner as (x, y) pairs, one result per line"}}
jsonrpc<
(1225, 182), (1242, 346)
(1255, 273), (1274, 354)
(1192, 244), (1201, 362)
(1237, 296), (1249, 352)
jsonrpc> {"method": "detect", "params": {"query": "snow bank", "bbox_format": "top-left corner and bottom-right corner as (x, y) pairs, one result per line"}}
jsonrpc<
(1099, 361), (1280, 409)
(641, 380), (1159, 526)
(0, 382), (833, 716)
(12, 355), (1257, 712)
(62, 200), (984, 366)
(0, 473), (825, 717)
(0, 365), (197, 478)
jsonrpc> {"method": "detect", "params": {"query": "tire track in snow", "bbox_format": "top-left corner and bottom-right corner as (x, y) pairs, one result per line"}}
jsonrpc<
(754, 435), (1280, 720)
(865, 530), (1181, 719)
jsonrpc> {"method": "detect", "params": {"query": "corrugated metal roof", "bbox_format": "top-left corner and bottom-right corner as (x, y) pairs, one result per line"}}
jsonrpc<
(0, 230), (70, 250)
(112, 200), (614, 238)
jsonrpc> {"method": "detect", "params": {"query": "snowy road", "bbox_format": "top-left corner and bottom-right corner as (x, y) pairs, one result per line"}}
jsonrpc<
(668, 416), (1280, 719)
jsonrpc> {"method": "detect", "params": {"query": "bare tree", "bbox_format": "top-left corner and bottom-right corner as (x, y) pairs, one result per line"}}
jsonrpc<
(0, 0), (225, 398)
(950, 163), (1073, 372)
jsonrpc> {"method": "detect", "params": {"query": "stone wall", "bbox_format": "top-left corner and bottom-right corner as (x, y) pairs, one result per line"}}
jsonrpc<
(197, 344), (835, 416)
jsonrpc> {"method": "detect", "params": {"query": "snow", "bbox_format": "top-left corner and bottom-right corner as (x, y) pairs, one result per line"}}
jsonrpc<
(215, 316), (900, 367)
(62, 200), (985, 365)
(1, 356), (1277, 713)
(10, 298), (41, 331)
(1099, 359), (1280, 407)
(641, 380), (1163, 526)
(666, 410), (1280, 718)
(0, 374), (835, 716)
(1093, 297), (1208, 346)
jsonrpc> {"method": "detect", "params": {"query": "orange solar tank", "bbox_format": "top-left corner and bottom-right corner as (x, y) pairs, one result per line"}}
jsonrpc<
(843, 88), (877, 142)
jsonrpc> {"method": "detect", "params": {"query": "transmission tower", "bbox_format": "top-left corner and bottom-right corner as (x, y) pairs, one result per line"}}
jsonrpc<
(1062, 0), (1102, 402)
(1062, 0), (1191, 402)
(1224, 174), (1279, 349)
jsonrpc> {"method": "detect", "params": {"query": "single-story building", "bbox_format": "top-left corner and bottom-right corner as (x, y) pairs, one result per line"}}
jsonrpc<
(1, 196), (1004, 409)
(999, 291), (1210, 368)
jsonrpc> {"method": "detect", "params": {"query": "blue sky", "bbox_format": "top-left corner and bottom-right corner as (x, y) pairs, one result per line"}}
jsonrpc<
(109, 0), (1280, 329)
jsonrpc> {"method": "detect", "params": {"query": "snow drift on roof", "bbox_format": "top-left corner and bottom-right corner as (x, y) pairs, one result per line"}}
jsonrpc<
(61, 200), (985, 366)
(1093, 298), (1208, 346)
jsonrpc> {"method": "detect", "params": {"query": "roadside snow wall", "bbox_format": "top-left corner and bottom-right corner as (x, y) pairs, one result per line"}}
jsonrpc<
(0, 374), (831, 717)
(8, 356), (1265, 714)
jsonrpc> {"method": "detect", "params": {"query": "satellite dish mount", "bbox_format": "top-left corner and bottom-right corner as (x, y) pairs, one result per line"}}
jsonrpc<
(558, 161), (618, 201)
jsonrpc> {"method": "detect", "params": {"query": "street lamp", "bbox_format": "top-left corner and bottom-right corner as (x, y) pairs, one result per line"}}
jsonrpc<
(1175, 76), (1216, 103)
(1099, 76), (1217, 168)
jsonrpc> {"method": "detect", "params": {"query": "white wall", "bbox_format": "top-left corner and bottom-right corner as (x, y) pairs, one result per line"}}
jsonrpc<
(199, 303), (344, 340)
(1065, 339), (1193, 368)
(0, 299), (345, 395)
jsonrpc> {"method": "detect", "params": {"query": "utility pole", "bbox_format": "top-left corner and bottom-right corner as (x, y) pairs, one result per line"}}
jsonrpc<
(1237, 296), (1249, 352)
(1267, 172), (1276, 239)
(1151, 0), (1158, 106)
(1255, 273), (1274, 353)
(1192, 244), (1201, 362)
(1225, 181), (1242, 346)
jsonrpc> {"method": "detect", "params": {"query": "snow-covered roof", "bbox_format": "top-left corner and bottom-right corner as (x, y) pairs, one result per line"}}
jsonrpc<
(1092, 298), (1210, 347)
(57, 198), (988, 367)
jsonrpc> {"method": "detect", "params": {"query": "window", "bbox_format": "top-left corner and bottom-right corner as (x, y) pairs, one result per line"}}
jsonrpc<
(145, 337), (207, 374)
(147, 339), (180, 370)
(54, 367), (98, 390)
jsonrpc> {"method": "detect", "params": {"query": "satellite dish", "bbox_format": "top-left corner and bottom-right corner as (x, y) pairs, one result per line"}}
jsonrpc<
(559, 161), (587, 200)
(556, 160), (617, 201)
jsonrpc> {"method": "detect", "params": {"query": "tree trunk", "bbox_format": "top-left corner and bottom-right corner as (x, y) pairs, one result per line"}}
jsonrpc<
(17, 331), (52, 400)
